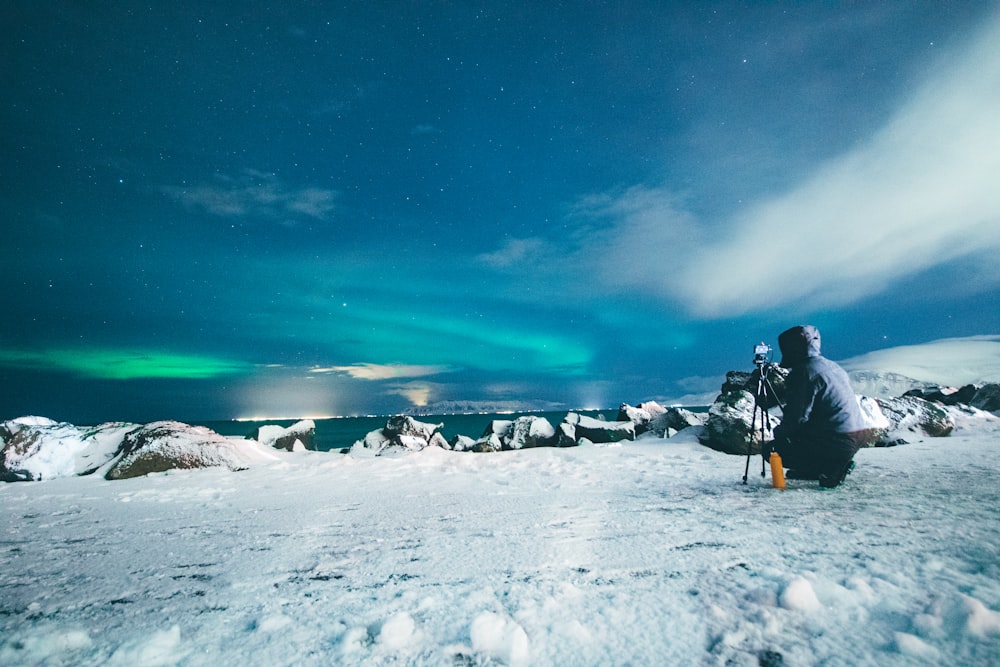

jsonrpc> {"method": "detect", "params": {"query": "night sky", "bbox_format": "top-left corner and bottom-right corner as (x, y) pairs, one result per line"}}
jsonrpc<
(3, 2), (999, 423)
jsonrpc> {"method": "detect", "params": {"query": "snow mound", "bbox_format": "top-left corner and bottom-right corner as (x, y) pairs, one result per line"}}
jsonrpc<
(470, 611), (531, 666)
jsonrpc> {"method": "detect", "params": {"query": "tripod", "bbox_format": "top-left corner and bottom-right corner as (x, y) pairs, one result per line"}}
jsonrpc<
(743, 360), (782, 485)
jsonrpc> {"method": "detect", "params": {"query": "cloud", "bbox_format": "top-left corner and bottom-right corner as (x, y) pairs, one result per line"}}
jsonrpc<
(162, 170), (337, 221)
(475, 238), (547, 268)
(564, 14), (1000, 318)
(309, 363), (454, 380)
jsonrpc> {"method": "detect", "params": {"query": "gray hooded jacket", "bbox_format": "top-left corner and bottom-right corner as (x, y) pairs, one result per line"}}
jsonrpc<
(772, 325), (868, 442)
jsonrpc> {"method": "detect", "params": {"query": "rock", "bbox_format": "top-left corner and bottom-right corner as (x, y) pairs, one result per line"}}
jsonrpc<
(903, 384), (978, 406)
(720, 365), (788, 408)
(617, 401), (706, 437)
(257, 419), (316, 451)
(350, 415), (445, 456)
(1, 417), (138, 481)
(874, 396), (955, 438)
(507, 416), (557, 449)
(105, 421), (280, 480)
(616, 401), (665, 430)
(449, 434), (476, 452)
(971, 383), (1000, 413)
(471, 432), (505, 453)
(698, 390), (780, 455)
(563, 413), (635, 444)
(556, 421), (577, 448)
(468, 416), (556, 451)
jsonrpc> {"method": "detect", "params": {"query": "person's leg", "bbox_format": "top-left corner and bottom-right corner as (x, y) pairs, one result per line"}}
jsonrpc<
(774, 436), (823, 478)
(815, 433), (860, 488)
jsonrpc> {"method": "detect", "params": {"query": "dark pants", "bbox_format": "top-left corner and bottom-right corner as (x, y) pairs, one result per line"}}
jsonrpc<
(774, 430), (872, 474)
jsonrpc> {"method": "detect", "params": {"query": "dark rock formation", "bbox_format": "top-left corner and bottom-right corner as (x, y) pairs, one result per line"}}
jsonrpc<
(971, 383), (1000, 413)
(698, 390), (776, 455)
(564, 412), (635, 444)
(874, 396), (954, 438)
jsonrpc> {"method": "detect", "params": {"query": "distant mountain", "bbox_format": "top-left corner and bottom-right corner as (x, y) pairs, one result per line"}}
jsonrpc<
(839, 335), (1000, 389)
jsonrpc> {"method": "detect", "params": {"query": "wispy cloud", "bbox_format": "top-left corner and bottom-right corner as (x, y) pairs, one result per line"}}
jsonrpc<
(162, 170), (338, 221)
(557, 14), (1000, 318)
(309, 363), (454, 380)
(475, 238), (547, 268)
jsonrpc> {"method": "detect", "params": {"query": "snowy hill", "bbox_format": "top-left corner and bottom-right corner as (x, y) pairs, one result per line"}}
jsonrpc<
(840, 335), (1000, 387)
(2, 419), (999, 665)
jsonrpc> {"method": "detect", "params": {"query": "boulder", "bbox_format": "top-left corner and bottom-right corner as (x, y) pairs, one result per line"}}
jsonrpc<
(698, 390), (780, 455)
(617, 401), (665, 430)
(971, 383), (1000, 413)
(471, 432), (505, 453)
(618, 401), (706, 437)
(903, 384), (978, 406)
(105, 421), (281, 480)
(555, 421), (578, 447)
(1, 417), (138, 481)
(350, 415), (445, 456)
(449, 434), (477, 452)
(720, 365), (788, 408)
(257, 419), (316, 451)
(507, 416), (557, 449)
(468, 416), (557, 451)
(563, 413), (635, 444)
(874, 396), (955, 438)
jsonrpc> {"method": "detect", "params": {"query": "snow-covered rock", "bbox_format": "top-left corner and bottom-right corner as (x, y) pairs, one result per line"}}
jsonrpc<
(618, 401), (706, 437)
(0, 417), (137, 481)
(464, 417), (557, 451)
(874, 395), (955, 439)
(563, 412), (635, 444)
(476, 416), (557, 450)
(350, 415), (445, 456)
(105, 421), (281, 480)
(257, 419), (316, 451)
(971, 383), (1000, 414)
(449, 434), (477, 452)
(699, 390), (778, 455)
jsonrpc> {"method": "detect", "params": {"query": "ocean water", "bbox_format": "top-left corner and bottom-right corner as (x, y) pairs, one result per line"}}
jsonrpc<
(198, 409), (616, 452)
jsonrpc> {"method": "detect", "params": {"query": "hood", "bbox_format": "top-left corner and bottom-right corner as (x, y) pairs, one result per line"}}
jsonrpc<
(778, 325), (821, 368)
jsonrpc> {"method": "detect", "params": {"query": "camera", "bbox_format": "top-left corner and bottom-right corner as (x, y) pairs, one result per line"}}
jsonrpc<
(753, 342), (772, 366)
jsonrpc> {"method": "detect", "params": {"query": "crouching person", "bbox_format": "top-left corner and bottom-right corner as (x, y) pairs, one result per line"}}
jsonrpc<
(769, 325), (871, 488)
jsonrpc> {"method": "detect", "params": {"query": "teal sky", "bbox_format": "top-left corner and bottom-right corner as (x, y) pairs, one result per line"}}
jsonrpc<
(2, 2), (999, 422)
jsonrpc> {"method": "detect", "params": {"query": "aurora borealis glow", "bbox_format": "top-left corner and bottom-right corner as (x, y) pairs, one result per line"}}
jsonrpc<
(2, 2), (999, 422)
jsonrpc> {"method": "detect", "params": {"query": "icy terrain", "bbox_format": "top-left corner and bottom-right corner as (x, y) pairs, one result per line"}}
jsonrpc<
(2, 417), (999, 666)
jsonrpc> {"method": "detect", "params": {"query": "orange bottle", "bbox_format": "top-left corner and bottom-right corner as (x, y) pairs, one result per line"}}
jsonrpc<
(769, 452), (786, 490)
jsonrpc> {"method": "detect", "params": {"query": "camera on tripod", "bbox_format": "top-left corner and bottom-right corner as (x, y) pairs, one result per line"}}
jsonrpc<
(753, 342), (772, 367)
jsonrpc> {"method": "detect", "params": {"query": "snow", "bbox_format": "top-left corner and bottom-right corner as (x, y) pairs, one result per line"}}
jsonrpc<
(840, 335), (1000, 386)
(2, 419), (1000, 665)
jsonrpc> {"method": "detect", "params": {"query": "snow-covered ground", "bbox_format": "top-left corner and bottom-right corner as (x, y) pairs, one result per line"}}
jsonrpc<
(2, 418), (1000, 666)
